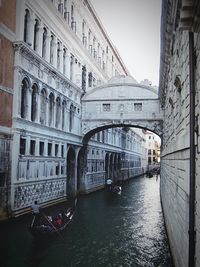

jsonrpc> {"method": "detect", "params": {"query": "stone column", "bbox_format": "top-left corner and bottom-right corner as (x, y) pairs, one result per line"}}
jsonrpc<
(35, 138), (40, 156)
(66, 50), (71, 80)
(37, 24), (43, 57)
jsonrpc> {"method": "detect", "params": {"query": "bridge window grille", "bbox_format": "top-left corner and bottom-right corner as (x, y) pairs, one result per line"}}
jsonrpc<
(134, 103), (142, 111)
(103, 104), (110, 112)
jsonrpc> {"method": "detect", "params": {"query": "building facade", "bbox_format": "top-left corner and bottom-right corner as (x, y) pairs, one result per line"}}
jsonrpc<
(0, 0), (16, 220)
(159, 0), (200, 266)
(0, 0), (147, 219)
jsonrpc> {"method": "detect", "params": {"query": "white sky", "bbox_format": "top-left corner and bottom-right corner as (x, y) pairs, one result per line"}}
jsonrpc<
(90, 0), (161, 86)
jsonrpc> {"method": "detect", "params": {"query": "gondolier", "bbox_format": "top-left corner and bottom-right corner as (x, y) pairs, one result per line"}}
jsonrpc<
(31, 200), (40, 215)
(31, 200), (41, 226)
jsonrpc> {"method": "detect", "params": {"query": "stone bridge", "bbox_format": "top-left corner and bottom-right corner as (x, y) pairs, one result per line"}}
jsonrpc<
(82, 76), (163, 143)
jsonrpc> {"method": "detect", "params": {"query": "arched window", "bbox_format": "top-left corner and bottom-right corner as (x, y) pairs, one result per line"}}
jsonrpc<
(50, 35), (54, 64)
(42, 28), (47, 58)
(55, 96), (61, 128)
(31, 84), (38, 122)
(63, 48), (66, 75)
(33, 19), (39, 51)
(62, 100), (66, 130)
(40, 89), (47, 125)
(57, 42), (61, 69)
(49, 93), (54, 126)
(24, 9), (30, 43)
(69, 103), (74, 132)
(21, 78), (29, 118)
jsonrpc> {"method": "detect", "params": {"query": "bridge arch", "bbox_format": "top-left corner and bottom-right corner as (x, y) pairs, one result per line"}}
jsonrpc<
(82, 75), (163, 145)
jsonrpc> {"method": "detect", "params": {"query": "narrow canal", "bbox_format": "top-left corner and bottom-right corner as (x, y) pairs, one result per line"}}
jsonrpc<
(0, 175), (173, 267)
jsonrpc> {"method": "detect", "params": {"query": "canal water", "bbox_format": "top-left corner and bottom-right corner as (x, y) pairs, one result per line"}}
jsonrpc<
(0, 175), (173, 267)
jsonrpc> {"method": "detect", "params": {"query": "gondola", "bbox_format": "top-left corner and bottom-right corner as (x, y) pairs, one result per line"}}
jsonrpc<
(29, 199), (77, 238)
(108, 185), (122, 195)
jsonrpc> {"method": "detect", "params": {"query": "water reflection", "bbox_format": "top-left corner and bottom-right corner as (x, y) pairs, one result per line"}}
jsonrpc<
(0, 175), (173, 267)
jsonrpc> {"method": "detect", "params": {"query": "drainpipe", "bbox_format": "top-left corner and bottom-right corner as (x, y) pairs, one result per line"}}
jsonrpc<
(188, 31), (196, 267)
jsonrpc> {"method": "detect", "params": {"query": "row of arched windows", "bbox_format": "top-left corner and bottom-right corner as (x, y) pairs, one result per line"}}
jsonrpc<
(23, 8), (99, 90)
(20, 77), (78, 132)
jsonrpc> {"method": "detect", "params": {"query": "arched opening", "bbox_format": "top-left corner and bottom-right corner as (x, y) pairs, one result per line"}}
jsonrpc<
(33, 19), (39, 51)
(31, 84), (38, 122)
(42, 28), (47, 58)
(21, 78), (30, 119)
(57, 41), (61, 69)
(40, 88), (47, 125)
(24, 9), (30, 43)
(67, 146), (76, 197)
(62, 100), (66, 130)
(55, 96), (61, 128)
(69, 103), (74, 132)
(50, 35), (54, 64)
(48, 93), (54, 127)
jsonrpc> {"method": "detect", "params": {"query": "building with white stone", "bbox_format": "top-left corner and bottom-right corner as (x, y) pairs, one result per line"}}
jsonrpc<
(0, 0), (148, 219)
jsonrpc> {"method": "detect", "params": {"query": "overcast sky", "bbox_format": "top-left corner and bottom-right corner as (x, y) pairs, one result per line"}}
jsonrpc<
(90, 0), (161, 86)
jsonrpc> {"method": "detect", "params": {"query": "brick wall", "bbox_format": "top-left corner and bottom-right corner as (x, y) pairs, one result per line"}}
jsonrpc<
(0, 34), (14, 89)
(0, 0), (16, 32)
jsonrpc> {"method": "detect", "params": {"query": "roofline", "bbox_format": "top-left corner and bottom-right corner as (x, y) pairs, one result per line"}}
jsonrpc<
(85, 0), (130, 76)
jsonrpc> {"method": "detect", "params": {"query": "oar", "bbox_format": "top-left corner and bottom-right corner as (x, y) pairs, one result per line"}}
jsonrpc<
(30, 215), (36, 228)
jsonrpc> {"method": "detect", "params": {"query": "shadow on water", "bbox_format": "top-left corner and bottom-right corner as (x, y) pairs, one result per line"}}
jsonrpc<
(0, 175), (173, 267)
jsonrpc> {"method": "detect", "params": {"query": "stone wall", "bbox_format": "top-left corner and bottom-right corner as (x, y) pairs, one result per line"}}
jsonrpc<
(160, 0), (200, 266)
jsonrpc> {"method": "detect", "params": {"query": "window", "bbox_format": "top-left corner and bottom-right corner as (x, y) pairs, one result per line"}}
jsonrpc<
(148, 149), (151, 155)
(30, 140), (36, 155)
(20, 138), (26, 155)
(42, 28), (47, 58)
(49, 93), (54, 126)
(33, 19), (39, 51)
(56, 164), (59, 175)
(31, 84), (38, 122)
(48, 143), (52, 156)
(21, 78), (29, 119)
(39, 141), (44, 155)
(55, 144), (59, 156)
(103, 104), (110, 112)
(55, 97), (61, 128)
(134, 103), (142, 111)
(24, 9), (30, 43)
(40, 89), (47, 125)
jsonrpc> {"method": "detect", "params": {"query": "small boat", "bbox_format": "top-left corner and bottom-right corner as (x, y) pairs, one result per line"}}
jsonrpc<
(109, 185), (122, 195)
(146, 171), (153, 178)
(29, 199), (76, 238)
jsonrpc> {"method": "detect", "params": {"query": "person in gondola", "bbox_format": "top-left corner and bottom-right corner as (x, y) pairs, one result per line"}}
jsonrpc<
(31, 200), (41, 225)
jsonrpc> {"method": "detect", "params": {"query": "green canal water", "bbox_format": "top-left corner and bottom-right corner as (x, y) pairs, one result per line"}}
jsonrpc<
(0, 175), (173, 267)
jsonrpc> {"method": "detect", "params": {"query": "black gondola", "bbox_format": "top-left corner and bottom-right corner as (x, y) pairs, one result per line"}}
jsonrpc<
(29, 199), (77, 238)
(108, 185), (122, 195)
